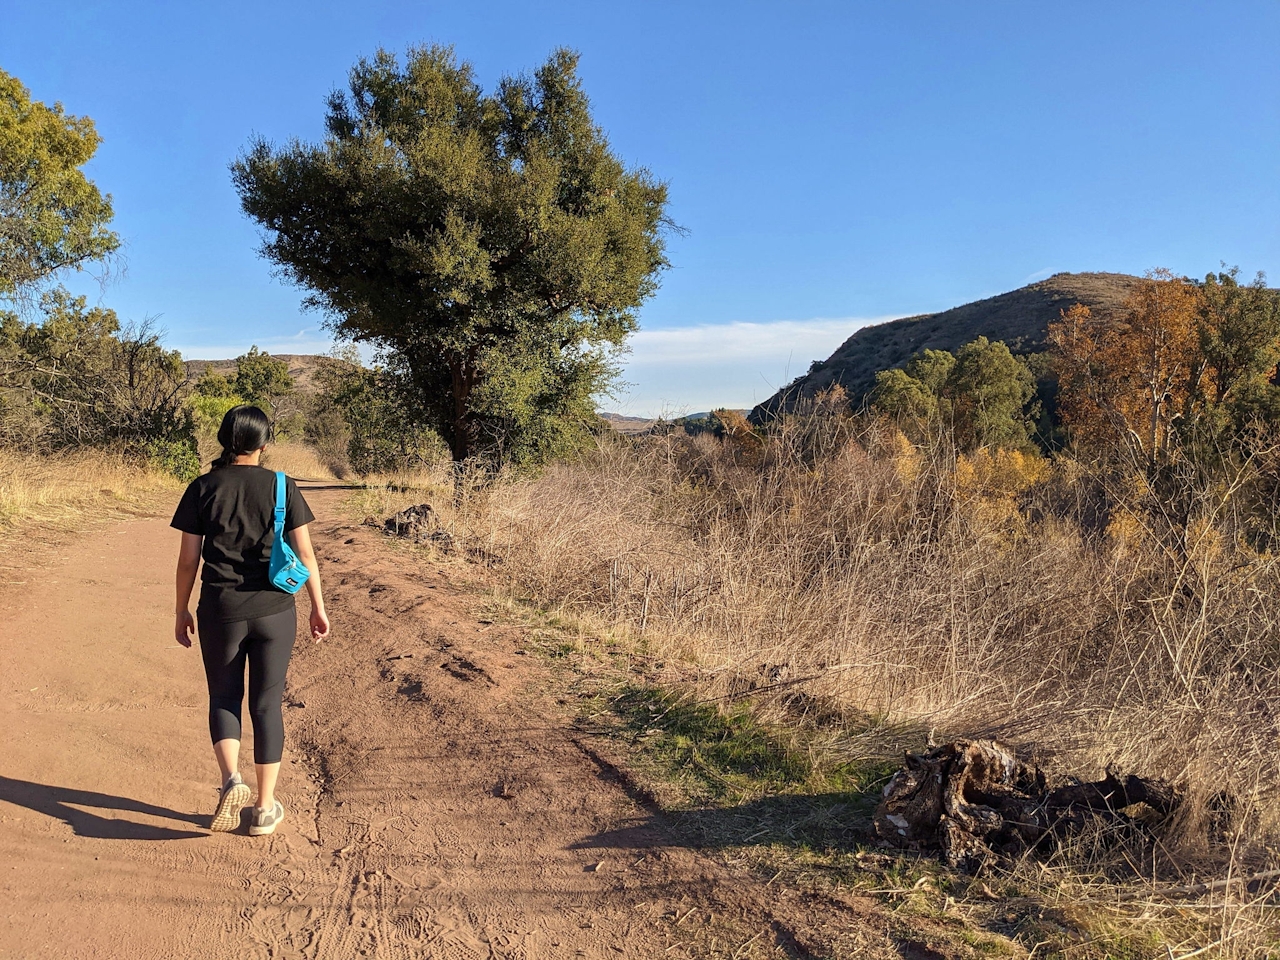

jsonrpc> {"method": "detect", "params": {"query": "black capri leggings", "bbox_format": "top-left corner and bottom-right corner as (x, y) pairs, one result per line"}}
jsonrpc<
(197, 607), (297, 764)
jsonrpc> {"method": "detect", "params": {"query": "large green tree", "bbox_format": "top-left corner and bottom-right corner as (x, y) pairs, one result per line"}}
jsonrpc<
(874, 337), (1035, 451)
(1193, 268), (1280, 431)
(232, 45), (670, 462)
(0, 69), (119, 301)
(232, 345), (294, 411)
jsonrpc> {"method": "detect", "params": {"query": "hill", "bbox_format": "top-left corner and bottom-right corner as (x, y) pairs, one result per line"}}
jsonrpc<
(184, 353), (329, 392)
(599, 412), (657, 434)
(751, 271), (1145, 420)
(599, 410), (753, 435)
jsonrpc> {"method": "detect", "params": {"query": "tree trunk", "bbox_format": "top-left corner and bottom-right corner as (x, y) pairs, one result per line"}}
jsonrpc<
(446, 349), (477, 462)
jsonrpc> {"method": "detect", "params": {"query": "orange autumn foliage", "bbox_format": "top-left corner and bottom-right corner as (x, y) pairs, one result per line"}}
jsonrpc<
(1049, 269), (1200, 463)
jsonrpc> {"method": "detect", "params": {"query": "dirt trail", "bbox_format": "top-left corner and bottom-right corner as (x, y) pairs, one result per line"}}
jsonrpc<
(0, 486), (909, 960)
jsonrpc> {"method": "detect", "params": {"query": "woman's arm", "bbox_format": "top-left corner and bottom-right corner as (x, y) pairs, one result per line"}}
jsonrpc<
(288, 523), (330, 642)
(174, 532), (202, 647)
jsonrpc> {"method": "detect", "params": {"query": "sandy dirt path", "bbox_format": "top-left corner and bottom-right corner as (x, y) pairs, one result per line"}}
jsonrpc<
(0, 485), (911, 960)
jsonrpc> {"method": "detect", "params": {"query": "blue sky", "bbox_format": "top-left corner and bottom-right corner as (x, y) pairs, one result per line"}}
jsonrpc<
(4, 1), (1277, 416)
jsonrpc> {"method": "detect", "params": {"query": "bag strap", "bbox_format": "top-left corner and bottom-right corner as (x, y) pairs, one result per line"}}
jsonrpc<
(274, 471), (287, 538)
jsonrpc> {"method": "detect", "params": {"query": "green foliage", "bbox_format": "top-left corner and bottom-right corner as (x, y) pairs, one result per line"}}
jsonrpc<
(188, 391), (244, 439)
(874, 337), (1035, 451)
(193, 369), (235, 397)
(0, 69), (119, 301)
(0, 288), (197, 473)
(1193, 267), (1280, 436)
(472, 338), (617, 467)
(312, 348), (445, 474)
(144, 436), (201, 481)
(232, 346), (293, 412)
(874, 368), (939, 421)
(232, 45), (670, 463)
(905, 348), (957, 396)
(949, 337), (1037, 450)
(187, 368), (248, 443)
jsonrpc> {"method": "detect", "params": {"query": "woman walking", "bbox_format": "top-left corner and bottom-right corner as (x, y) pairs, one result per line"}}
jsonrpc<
(171, 405), (330, 835)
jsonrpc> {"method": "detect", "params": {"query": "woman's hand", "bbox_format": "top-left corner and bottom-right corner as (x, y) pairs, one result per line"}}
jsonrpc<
(290, 524), (329, 643)
(174, 533), (201, 648)
(310, 607), (330, 642)
(175, 610), (195, 648)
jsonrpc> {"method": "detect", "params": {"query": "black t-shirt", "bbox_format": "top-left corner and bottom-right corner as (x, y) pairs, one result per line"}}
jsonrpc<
(170, 465), (315, 622)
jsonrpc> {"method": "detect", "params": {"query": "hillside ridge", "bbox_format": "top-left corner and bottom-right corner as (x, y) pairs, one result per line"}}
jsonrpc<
(184, 353), (328, 392)
(752, 271), (1145, 420)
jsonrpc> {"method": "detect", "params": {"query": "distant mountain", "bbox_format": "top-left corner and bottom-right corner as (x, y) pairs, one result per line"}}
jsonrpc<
(598, 410), (752, 435)
(599, 412), (657, 435)
(184, 354), (329, 392)
(751, 272), (1145, 421)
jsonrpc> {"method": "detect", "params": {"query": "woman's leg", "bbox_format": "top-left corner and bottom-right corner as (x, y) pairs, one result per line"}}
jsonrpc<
(212, 738), (240, 784)
(197, 613), (251, 782)
(244, 606), (297, 808)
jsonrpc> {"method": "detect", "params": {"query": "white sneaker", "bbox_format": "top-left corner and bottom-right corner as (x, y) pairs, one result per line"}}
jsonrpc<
(210, 774), (251, 833)
(249, 800), (285, 836)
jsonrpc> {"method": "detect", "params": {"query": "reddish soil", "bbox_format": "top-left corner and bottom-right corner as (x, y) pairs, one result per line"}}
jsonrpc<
(0, 485), (949, 959)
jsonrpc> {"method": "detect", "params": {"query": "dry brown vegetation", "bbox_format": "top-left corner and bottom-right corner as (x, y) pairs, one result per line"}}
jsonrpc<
(464, 424), (1279, 826)
(0, 447), (179, 532)
(388, 403), (1280, 955)
(0, 441), (333, 542)
(259, 440), (341, 481)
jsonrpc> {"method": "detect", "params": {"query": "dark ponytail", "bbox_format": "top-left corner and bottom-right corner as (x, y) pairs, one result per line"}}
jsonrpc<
(212, 404), (272, 469)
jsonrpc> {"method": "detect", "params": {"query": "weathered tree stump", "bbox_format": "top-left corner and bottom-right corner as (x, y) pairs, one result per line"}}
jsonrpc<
(874, 739), (1179, 872)
(384, 504), (454, 551)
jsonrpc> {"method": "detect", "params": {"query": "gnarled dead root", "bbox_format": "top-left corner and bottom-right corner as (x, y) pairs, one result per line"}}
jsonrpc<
(382, 503), (456, 551)
(874, 739), (1179, 873)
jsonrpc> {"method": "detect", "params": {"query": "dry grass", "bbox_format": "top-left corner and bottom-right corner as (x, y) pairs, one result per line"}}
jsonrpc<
(421, 412), (1280, 957)
(0, 448), (180, 533)
(339, 463), (457, 517)
(261, 441), (343, 481)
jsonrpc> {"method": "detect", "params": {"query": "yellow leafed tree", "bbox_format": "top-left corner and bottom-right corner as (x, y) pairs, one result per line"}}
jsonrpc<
(1049, 269), (1199, 465)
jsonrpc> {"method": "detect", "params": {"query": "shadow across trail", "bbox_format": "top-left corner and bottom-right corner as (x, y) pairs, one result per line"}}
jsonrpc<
(0, 775), (207, 841)
(569, 790), (876, 855)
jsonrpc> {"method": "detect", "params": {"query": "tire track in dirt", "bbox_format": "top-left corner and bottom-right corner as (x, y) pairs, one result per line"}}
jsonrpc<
(0, 484), (928, 960)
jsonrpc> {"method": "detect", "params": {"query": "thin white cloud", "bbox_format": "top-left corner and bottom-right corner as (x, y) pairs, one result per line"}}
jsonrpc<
(627, 316), (895, 366)
(611, 314), (898, 417)
(1021, 267), (1058, 284)
(175, 329), (336, 360)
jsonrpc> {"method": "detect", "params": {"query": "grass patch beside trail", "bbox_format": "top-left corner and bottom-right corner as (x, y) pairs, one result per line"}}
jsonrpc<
(348, 488), (1276, 960)
(484, 597), (1261, 960)
(604, 685), (816, 798)
(0, 448), (181, 533)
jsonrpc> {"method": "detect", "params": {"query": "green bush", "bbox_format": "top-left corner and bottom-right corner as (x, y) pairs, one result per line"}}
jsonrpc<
(145, 436), (201, 481)
(188, 391), (244, 439)
(313, 350), (446, 475)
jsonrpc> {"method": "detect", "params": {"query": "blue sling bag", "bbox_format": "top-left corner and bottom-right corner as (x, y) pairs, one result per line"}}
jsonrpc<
(269, 471), (310, 594)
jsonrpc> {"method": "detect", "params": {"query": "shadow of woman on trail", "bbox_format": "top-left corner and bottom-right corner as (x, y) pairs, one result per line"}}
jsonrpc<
(0, 775), (207, 840)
